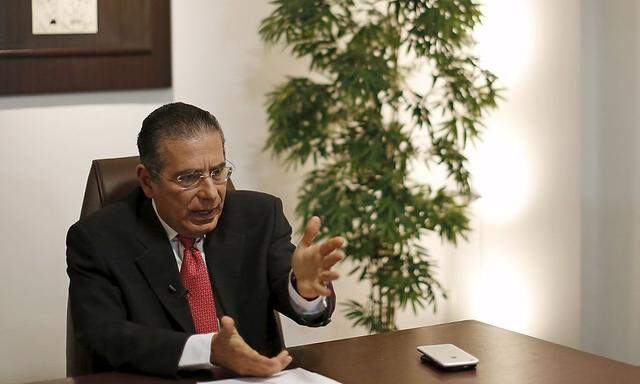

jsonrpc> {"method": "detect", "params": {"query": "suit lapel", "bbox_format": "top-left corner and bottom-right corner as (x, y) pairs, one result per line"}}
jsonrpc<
(134, 200), (195, 333)
(204, 227), (245, 327)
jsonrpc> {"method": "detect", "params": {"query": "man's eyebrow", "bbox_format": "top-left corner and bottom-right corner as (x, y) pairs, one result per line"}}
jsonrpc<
(211, 161), (226, 170)
(172, 162), (226, 178)
(171, 168), (199, 178)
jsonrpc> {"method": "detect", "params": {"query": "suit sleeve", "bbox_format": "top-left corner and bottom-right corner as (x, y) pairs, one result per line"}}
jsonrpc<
(266, 198), (336, 326)
(66, 223), (190, 376)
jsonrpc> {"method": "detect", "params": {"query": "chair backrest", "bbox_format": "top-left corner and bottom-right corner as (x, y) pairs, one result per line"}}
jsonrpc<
(67, 156), (143, 376)
(67, 156), (283, 376)
(79, 156), (142, 219)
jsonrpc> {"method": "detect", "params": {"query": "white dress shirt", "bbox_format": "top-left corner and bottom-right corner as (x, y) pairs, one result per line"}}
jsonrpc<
(151, 201), (327, 369)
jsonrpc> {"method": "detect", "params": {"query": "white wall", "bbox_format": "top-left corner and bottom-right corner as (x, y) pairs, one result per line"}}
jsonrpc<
(446, 0), (582, 348)
(0, 96), (170, 384)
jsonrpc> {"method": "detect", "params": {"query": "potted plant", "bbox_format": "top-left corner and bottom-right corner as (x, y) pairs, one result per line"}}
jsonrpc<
(260, 0), (501, 332)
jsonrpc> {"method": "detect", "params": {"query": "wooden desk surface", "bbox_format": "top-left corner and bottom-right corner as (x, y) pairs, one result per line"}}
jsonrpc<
(289, 320), (640, 383)
(27, 320), (640, 384)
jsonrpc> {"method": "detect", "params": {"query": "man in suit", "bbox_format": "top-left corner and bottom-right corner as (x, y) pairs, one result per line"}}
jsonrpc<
(66, 102), (344, 377)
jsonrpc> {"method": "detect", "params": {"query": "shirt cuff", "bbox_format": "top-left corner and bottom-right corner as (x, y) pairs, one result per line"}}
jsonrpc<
(288, 270), (327, 314)
(178, 333), (215, 370)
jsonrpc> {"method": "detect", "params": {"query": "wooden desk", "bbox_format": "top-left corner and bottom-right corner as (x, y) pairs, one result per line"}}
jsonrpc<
(289, 320), (640, 383)
(28, 320), (640, 384)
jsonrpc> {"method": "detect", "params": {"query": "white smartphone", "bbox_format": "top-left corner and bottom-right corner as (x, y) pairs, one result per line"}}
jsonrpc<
(417, 344), (479, 371)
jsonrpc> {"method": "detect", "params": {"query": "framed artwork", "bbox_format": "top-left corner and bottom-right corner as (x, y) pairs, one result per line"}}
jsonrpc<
(0, 0), (171, 95)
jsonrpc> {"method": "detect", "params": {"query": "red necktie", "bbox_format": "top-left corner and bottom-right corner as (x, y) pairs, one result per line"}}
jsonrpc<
(177, 235), (219, 333)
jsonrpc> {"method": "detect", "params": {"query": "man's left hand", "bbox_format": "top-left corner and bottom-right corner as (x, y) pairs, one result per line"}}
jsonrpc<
(291, 216), (344, 299)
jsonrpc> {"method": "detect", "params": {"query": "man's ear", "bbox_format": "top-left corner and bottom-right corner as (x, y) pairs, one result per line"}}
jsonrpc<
(137, 164), (155, 198)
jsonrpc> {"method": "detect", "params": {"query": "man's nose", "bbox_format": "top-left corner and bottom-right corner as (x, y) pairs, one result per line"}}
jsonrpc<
(196, 176), (220, 201)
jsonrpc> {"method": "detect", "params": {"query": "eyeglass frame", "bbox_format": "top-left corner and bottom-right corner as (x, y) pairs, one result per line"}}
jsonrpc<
(149, 160), (234, 190)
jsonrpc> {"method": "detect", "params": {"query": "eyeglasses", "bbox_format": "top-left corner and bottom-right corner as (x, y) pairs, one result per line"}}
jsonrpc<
(151, 161), (234, 190)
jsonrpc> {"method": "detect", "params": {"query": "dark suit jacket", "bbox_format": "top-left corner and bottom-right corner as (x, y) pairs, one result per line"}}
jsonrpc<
(66, 188), (335, 376)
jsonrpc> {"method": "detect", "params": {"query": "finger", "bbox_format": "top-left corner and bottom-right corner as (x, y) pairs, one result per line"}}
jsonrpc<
(319, 236), (345, 256)
(241, 349), (279, 376)
(300, 216), (321, 247)
(265, 351), (292, 374)
(274, 350), (292, 369)
(321, 250), (344, 269)
(313, 282), (333, 296)
(249, 352), (288, 376)
(220, 316), (236, 334)
(245, 360), (276, 376)
(319, 270), (340, 282)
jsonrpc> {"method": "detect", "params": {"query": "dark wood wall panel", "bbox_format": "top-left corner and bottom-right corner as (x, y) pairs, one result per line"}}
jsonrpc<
(0, 0), (171, 95)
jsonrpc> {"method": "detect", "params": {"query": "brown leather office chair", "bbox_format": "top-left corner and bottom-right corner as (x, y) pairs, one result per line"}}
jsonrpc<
(66, 156), (284, 376)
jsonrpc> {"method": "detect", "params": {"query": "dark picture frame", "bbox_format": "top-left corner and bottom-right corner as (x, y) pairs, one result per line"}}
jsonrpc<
(0, 0), (171, 95)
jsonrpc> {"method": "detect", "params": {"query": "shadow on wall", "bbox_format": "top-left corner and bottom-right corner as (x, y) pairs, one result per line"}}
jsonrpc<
(0, 88), (174, 111)
(580, 0), (640, 366)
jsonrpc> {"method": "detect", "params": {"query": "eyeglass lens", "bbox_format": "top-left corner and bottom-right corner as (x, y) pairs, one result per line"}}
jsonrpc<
(176, 165), (232, 188)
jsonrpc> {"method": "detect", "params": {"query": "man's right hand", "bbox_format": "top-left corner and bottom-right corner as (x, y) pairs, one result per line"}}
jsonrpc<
(211, 316), (292, 376)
